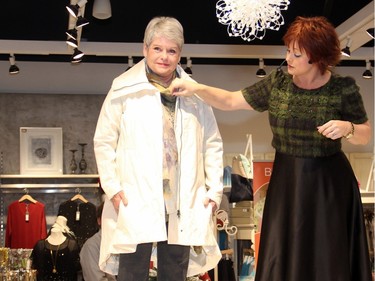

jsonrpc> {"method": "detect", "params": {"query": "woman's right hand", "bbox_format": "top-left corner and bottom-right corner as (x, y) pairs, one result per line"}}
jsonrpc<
(169, 78), (198, 97)
(111, 191), (128, 212)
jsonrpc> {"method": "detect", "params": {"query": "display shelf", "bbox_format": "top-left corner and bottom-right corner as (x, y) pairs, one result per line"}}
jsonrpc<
(0, 174), (100, 189)
(0, 174), (99, 179)
(360, 191), (375, 204)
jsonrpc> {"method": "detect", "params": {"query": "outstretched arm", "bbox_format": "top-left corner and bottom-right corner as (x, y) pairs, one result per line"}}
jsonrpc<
(169, 77), (253, 111)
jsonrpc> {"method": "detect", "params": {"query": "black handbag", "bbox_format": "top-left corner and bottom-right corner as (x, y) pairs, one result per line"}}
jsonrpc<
(229, 135), (253, 203)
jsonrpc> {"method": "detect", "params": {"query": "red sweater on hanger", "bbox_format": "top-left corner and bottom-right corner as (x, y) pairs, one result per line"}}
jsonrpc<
(5, 201), (47, 249)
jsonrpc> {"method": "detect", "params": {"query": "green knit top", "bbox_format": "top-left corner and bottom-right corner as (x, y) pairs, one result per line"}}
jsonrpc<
(242, 69), (368, 158)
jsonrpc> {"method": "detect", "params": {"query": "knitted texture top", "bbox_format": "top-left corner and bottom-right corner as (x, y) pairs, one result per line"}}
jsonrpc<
(242, 69), (368, 158)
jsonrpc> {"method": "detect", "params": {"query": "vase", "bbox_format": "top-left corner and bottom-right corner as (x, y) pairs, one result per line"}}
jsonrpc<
(69, 149), (78, 174)
(78, 143), (88, 174)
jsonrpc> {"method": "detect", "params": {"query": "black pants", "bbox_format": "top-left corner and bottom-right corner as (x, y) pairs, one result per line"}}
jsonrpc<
(117, 241), (190, 281)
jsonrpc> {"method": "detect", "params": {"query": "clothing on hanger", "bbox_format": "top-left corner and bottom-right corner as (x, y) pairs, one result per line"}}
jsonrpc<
(217, 255), (236, 281)
(6, 200), (47, 248)
(58, 200), (98, 248)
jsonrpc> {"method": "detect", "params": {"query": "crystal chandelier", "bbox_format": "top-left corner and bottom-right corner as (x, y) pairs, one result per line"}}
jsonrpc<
(216, 0), (290, 42)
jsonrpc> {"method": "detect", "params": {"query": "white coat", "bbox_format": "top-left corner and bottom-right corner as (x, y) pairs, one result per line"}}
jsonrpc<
(94, 59), (224, 277)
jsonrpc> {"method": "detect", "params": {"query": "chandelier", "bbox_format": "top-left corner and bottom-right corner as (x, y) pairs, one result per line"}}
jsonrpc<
(216, 0), (290, 42)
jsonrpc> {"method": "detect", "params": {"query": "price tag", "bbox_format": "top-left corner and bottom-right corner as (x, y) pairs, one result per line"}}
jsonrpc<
(25, 204), (30, 222)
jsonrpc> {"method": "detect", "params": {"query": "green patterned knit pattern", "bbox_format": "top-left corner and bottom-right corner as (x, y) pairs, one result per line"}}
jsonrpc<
(242, 69), (368, 158)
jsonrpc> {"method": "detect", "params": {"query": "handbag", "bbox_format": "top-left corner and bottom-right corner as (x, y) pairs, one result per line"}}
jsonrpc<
(229, 134), (253, 203)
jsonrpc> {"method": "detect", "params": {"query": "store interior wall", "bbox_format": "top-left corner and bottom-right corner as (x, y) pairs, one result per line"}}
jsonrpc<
(0, 61), (373, 252)
(0, 61), (373, 175)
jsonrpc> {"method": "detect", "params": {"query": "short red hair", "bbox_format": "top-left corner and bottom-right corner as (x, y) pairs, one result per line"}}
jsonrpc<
(283, 16), (341, 74)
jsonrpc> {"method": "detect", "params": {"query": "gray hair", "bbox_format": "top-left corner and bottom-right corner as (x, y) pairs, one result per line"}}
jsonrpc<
(143, 17), (184, 50)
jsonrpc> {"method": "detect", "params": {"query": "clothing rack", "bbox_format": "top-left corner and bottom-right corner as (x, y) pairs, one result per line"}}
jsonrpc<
(0, 188), (98, 194)
(0, 174), (100, 191)
(216, 209), (238, 236)
(213, 209), (238, 281)
(0, 174), (100, 247)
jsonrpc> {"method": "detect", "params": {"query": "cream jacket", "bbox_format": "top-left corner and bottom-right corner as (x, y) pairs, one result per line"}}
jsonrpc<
(94, 59), (224, 276)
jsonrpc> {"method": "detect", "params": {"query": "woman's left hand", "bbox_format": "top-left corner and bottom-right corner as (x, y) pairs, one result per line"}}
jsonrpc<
(317, 120), (351, 139)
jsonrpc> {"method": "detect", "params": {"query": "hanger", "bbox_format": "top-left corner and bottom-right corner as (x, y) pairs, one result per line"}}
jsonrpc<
(70, 188), (88, 203)
(19, 188), (37, 203)
(215, 209), (238, 236)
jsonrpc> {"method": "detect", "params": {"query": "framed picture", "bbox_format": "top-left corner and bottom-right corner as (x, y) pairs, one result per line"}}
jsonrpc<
(20, 127), (63, 175)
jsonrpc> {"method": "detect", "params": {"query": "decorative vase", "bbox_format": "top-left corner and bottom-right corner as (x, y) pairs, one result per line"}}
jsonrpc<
(69, 149), (78, 174)
(78, 143), (88, 174)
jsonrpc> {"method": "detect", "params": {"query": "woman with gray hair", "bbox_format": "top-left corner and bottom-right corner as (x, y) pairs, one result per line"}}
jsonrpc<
(94, 16), (223, 281)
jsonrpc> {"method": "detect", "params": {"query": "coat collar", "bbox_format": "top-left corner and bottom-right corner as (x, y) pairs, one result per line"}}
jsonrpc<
(110, 59), (193, 98)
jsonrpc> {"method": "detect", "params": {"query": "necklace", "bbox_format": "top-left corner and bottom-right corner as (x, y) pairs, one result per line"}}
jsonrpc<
(50, 243), (61, 274)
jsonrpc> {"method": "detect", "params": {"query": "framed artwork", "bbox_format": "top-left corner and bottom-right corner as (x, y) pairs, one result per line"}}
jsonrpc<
(20, 127), (63, 175)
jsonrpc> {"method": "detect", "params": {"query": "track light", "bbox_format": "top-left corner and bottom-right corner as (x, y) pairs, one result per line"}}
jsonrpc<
(93, 0), (112, 20)
(9, 54), (19, 75)
(66, 37), (78, 48)
(72, 48), (84, 60)
(366, 28), (375, 39)
(184, 57), (193, 76)
(76, 15), (90, 28)
(256, 58), (266, 77)
(66, 28), (78, 40)
(341, 46), (351, 57)
(66, 0), (88, 18)
(341, 37), (352, 57)
(362, 60), (372, 79)
(126, 56), (134, 71)
(71, 57), (82, 64)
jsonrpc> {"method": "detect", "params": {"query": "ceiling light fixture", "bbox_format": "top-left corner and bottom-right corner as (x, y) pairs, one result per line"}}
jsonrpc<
(341, 37), (352, 57)
(93, 0), (112, 20)
(66, 0), (88, 18)
(366, 28), (375, 39)
(72, 48), (84, 60)
(216, 0), (290, 42)
(256, 58), (266, 78)
(9, 54), (20, 75)
(66, 28), (78, 40)
(71, 57), (82, 64)
(66, 37), (78, 48)
(184, 57), (193, 76)
(126, 56), (134, 71)
(362, 60), (373, 79)
(76, 15), (90, 28)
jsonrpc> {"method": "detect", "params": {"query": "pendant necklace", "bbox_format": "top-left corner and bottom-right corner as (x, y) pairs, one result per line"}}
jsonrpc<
(50, 243), (61, 274)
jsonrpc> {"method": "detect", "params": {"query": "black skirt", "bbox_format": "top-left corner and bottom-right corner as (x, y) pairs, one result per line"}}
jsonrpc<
(255, 151), (372, 281)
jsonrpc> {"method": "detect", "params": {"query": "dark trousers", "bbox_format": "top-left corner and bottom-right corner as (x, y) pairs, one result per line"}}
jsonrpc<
(117, 241), (190, 281)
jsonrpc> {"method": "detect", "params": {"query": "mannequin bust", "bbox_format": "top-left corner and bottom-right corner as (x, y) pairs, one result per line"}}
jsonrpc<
(46, 228), (67, 246)
(52, 216), (68, 231)
(32, 224), (80, 281)
(51, 215), (75, 238)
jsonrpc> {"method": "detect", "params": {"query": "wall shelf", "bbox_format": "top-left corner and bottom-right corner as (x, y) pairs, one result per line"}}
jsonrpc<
(0, 174), (100, 189)
(360, 191), (375, 205)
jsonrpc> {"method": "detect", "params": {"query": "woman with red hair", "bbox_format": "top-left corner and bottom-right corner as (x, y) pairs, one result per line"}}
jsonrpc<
(170, 16), (372, 281)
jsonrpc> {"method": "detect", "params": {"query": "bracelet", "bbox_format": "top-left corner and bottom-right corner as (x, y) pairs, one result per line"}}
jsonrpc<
(344, 122), (354, 139)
